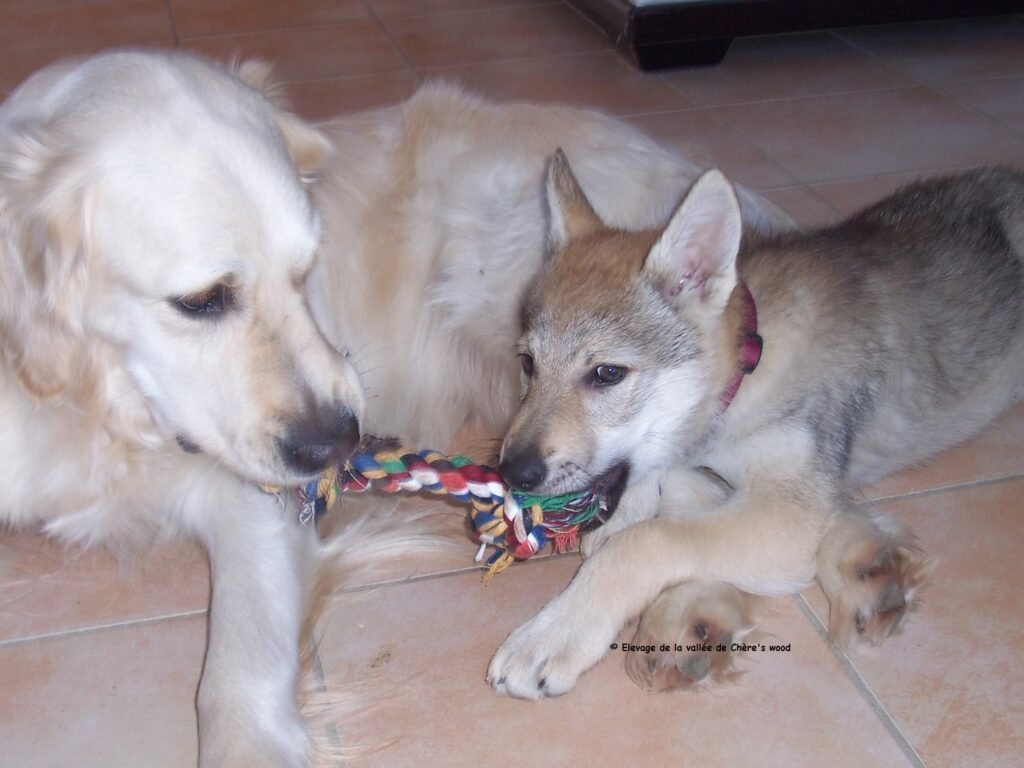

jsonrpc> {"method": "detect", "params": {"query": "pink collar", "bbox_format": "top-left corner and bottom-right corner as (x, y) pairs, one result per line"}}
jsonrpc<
(719, 282), (762, 410)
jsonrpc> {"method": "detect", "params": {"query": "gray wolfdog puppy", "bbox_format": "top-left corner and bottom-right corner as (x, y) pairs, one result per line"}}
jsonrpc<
(490, 156), (1023, 698)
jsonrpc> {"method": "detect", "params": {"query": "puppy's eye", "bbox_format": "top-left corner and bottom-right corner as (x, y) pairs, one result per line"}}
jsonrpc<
(590, 364), (627, 387)
(519, 353), (535, 378)
(172, 284), (233, 317)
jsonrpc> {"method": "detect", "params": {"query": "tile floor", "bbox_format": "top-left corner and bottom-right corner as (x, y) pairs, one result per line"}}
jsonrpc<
(2, 3), (1023, 766)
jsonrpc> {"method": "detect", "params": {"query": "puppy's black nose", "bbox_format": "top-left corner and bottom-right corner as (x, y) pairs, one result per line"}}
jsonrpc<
(499, 446), (547, 491)
(278, 405), (360, 476)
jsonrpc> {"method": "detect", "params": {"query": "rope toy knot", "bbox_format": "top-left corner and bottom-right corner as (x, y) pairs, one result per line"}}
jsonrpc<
(297, 437), (609, 579)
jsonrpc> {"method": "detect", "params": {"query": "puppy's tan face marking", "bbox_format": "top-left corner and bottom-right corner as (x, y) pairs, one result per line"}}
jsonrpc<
(501, 154), (741, 494)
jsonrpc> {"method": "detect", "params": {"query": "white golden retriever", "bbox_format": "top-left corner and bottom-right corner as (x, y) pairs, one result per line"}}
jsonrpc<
(0, 50), (780, 765)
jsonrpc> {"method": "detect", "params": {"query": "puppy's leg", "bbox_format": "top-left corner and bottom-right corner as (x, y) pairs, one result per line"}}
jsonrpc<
(188, 481), (315, 768)
(488, 475), (828, 699)
(816, 509), (934, 647)
(581, 466), (733, 559)
(624, 580), (757, 692)
(581, 472), (662, 559)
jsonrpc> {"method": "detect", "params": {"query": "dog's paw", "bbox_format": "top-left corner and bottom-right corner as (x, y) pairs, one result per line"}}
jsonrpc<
(487, 600), (614, 699)
(624, 581), (754, 692)
(823, 530), (935, 647)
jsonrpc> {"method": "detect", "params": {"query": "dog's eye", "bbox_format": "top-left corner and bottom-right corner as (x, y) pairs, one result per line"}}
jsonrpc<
(519, 353), (535, 378)
(172, 284), (233, 317)
(590, 364), (627, 387)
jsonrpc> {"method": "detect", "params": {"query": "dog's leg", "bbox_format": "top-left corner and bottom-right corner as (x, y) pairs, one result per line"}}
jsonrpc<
(188, 481), (315, 768)
(624, 580), (758, 692)
(488, 474), (828, 699)
(815, 509), (935, 648)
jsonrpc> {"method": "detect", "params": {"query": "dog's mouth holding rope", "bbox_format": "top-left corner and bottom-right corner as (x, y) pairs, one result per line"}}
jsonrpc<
(575, 461), (631, 532)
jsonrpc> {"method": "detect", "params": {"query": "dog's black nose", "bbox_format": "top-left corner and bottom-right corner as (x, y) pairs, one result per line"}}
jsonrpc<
(278, 405), (360, 476)
(499, 446), (547, 491)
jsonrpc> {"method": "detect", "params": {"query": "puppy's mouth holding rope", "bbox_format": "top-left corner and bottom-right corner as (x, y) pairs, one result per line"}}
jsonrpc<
(576, 461), (630, 531)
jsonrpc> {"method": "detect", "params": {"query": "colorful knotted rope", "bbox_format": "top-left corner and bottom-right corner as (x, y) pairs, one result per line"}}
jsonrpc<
(298, 439), (609, 578)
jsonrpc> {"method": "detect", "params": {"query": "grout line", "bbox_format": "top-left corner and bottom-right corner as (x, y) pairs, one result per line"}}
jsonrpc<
(667, 83), (916, 111)
(419, 47), (620, 77)
(0, 607), (207, 650)
(176, 15), (377, 44)
(329, 549), (572, 597)
(412, 47), (616, 80)
(856, 472), (1024, 506)
(651, 75), (807, 189)
(825, 27), (922, 86)
(703, 104), (805, 187)
(926, 79), (1024, 141)
(364, 0), (559, 23)
(359, 0), (423, 83)
(164, 0), (180, 47)
(561, 0), (611, 39)
(794, 594), (927, 768)
(306, 642), (348, 759)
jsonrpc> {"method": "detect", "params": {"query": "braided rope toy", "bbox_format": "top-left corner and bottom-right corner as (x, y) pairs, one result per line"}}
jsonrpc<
(297, 438), (610, 578)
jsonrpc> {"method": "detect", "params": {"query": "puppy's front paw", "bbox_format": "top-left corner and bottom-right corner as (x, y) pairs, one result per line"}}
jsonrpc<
(487, 602), (612, 699)
(624, 581), (754, 692)
(823, 531), (935, 647)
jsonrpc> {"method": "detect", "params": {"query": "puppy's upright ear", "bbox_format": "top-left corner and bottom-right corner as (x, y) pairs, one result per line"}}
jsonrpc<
(233, 58), (332, 182)
(545, 149), (603, 251)
(0, 130), (94, 400)
(642, 169), (742, 318)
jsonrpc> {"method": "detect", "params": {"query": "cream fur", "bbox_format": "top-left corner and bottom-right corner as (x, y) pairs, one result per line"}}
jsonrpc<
(0, 50), (785, 765)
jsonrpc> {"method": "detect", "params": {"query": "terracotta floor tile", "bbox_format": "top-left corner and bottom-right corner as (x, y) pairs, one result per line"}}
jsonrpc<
(810, 479), (1024, 768)
(0, 45), (170, 95)
(757, 186), (841, 230)
(860, 401), (1024, 502)
(664, 31), (912, 107)
(182, 20), (409, 82)
(0, 616), (204, 768)
(286, 71), (421, 121)
(716, 87), (1024, 184)
(838, 16), (1024, 84)
(809, 168), (963, 218)
(0, 0), (174, 58)
(170, 0), (368, 38)
(625, 109), (798, 190)
(942, 75), (1024, 135)
(383, 4), (610, 70)
(421, 51), (690, 116)
(367, 0), (557, 16)
(316, 557), (912, 767)
(0, 531), (209, 644)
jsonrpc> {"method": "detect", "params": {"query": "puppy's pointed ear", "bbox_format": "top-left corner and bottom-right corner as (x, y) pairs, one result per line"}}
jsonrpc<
(545, 149), (602, 250)
(643, 169), (742, 316)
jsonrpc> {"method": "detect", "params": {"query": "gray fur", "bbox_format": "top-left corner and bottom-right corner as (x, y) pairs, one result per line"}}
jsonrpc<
(743, 167), (1024, 488)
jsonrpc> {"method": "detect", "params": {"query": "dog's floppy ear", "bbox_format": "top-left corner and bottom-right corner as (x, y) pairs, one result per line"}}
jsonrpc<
(545, 148), (603, 250)
(642, 169), (741, 316)
(0, 130), (95, 400)
(233, 58), (332, 182)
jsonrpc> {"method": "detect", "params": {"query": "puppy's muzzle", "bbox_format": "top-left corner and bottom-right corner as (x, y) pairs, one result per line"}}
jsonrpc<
(277, 404), (360, 476)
